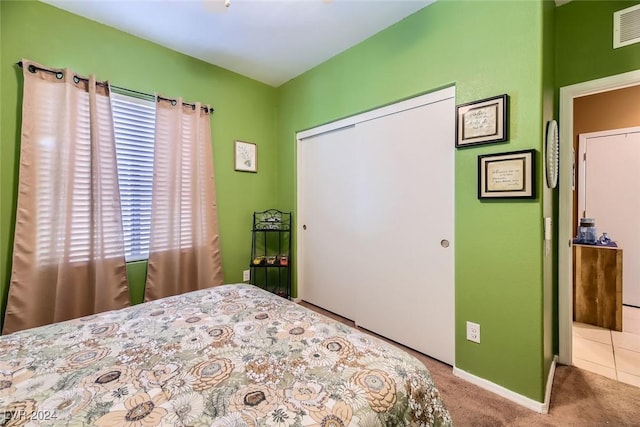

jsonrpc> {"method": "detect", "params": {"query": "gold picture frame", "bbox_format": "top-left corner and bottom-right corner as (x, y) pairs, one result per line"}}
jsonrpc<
(234, 140), (257, 173)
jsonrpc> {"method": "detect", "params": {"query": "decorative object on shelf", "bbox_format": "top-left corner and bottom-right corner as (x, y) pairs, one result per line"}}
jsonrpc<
(577, 217), (597, 244)
(572, 217), (611, 246)
(545, 119), (559, 188)
(262, 217), (281, 230)
(234, 140), (257, 172)
(249, 209), (291, 299)
(456, 94), (508, 148)
(478, 149), (536, 199)
(598, 233), (613, 246)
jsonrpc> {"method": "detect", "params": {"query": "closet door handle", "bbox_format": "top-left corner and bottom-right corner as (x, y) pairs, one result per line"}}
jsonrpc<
(303, 225), (307, 230)
(441, 239), (450, 248)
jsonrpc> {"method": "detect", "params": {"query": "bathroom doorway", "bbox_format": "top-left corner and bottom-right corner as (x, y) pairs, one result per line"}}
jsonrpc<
(577, 127), (640, 307)
(559, 72), (640, 387)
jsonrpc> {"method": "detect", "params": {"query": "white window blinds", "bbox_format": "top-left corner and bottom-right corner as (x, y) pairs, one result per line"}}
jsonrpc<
(111, 91), (156, 262)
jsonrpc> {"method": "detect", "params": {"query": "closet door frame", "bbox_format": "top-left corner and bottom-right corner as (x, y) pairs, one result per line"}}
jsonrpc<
(296, 87), (455, 142)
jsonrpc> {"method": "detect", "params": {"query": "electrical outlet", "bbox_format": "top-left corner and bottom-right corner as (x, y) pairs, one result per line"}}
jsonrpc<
(243, 270), (250, 282)
(466, 321), (480, 344)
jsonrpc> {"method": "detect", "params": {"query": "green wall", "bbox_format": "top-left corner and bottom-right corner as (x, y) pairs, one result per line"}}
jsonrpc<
(0, 1), (278, 323)
(277, 0), (549, 401)
(542, 0), (557, 392)
(556, 0), (640, 88)
(8, 0), (625, 405)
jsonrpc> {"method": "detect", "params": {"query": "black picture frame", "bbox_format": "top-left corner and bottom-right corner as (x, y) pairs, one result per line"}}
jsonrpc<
(456, 94), (508, 148)
(478, 149), (536, 200)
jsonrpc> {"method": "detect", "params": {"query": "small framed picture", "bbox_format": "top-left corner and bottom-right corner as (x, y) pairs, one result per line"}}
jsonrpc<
(235, 140), (257, 172)
(478, 149), (536, 200)
(456, 94), (508, 148)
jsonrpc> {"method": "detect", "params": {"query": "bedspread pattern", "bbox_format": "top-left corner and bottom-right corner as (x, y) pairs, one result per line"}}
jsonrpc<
(0, 284), (451, 426)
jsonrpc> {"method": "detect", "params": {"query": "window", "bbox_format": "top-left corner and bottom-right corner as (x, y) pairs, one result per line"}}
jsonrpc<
(111, 91), (156, 262)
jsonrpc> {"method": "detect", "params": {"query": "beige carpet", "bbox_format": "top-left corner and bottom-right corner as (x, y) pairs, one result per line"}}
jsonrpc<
(300, 301), (640, 426)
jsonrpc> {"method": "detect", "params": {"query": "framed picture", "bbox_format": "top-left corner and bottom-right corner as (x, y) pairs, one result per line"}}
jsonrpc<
(234, 140), (257, 172)
(456, 94), (508, 148)
(478, 149), (536, 199)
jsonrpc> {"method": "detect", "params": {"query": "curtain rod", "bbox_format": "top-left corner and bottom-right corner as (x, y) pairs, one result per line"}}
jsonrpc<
(16, 61), (214, 114)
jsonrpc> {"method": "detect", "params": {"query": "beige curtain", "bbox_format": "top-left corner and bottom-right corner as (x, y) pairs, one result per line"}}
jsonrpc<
(3, 60), (130, 334)
(144, 99), (223, 301)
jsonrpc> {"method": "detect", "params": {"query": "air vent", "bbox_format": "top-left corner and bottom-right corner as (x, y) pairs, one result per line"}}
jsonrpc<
(614, 3), (640, 48)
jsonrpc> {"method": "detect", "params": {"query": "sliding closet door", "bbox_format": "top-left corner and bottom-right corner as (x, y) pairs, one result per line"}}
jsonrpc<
(297, 126), (360, 319)
(354, 98), (454, 364)
(297, 87), (455, 364)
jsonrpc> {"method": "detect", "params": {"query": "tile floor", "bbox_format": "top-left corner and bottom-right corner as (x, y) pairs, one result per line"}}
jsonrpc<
(572, 305), (640, 387)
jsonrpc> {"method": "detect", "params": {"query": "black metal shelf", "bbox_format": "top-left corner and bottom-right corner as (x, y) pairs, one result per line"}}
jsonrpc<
(249, 209), (291, 299)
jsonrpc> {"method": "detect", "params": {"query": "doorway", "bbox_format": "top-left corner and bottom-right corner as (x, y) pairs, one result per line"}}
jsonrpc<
(559, 70), (640, 387)
(577, 127), (640, 307)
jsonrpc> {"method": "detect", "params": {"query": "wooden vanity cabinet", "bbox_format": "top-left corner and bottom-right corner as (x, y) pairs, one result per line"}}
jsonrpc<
(573, 244), (622, 331)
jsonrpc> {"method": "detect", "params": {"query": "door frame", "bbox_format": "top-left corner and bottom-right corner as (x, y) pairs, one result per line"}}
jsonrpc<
(558, 70), (640, 365)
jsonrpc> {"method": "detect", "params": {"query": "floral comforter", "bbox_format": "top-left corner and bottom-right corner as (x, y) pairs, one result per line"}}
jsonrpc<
(0, 284), (451, 426)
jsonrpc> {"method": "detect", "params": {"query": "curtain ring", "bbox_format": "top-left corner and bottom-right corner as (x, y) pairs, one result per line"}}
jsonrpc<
(192, 104), (196, 111)
(171, 100), (177, 106)
(56, 72), (64, 80)
(27, 65), (37, 74)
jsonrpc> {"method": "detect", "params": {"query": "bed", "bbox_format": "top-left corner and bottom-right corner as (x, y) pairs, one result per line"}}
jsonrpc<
(0, 284), (451, 426)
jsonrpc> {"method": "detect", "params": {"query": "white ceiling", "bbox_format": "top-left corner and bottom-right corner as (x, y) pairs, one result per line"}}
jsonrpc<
(41, 0), (434, 87)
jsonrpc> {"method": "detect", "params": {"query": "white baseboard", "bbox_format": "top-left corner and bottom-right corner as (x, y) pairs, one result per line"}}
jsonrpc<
(292, 297), (302, 303)
(453, 356), (557, 414)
